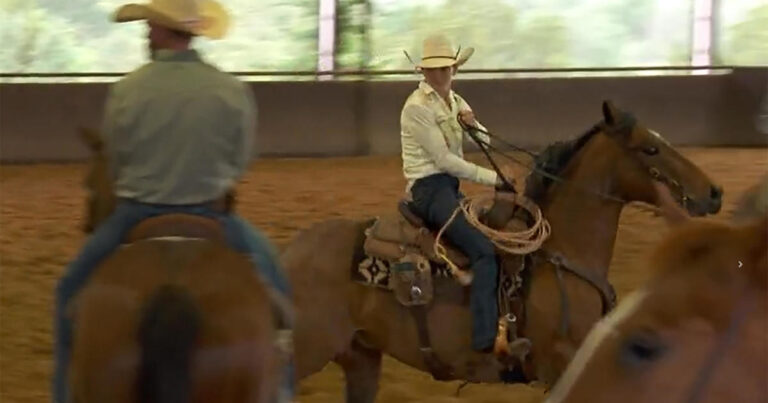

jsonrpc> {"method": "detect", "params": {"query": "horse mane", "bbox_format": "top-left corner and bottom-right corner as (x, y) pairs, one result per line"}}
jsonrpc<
(523, 123), (604, 203)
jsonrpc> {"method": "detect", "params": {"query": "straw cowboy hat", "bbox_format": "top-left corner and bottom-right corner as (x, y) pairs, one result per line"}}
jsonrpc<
(113, 0), (230, 39)
(405, 34), (475, 70)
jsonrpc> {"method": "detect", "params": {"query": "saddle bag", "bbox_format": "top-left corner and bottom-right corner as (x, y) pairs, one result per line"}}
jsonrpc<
(390, 253), (433, 306)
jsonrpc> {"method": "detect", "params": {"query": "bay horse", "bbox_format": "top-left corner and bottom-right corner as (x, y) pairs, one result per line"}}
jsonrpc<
(67, 128), (283, 402)
(281, 101), (723, 401)
(546, 181), (767, 403)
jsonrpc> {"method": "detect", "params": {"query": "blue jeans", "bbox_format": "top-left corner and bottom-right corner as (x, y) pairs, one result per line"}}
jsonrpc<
(409, 174), (499, 351)
(53, 199), (294, 403)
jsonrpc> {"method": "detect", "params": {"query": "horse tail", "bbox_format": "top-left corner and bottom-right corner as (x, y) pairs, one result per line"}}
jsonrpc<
(136, 284), (201, 403)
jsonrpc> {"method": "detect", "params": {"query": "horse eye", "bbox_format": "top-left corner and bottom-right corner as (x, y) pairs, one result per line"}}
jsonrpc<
(642, 146), (659, 156)
(620, 329), (667, 369)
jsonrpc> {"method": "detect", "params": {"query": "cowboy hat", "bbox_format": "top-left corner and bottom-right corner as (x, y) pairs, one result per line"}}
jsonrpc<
(405, 34), (474, 70)
(113, 0), (230, 39)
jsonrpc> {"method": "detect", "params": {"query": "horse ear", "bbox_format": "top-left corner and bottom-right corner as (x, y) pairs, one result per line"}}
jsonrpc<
(653, 181), (691, 226)
(602, 100), (618, 125)
(79, 127), (103, 152)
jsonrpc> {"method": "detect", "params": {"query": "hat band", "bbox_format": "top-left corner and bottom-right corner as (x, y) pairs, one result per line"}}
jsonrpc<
(178, 16), (206, 30)
(421, 55), (456, 61)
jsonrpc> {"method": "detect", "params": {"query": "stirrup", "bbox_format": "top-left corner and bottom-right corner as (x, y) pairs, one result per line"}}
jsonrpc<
(493, 315), (531, 361)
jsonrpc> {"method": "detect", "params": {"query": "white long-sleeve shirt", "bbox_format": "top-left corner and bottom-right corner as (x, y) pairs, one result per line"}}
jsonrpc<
(400, 81), (497, 195)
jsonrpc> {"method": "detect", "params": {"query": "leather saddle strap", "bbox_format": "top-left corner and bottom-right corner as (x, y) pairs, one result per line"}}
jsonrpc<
(556, 262), (617, 314)
(542, 251), (617, 314)
(409, 304), (455, 381)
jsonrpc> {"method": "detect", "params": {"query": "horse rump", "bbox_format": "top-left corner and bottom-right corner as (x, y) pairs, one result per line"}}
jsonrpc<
(136, 284), (201, 403)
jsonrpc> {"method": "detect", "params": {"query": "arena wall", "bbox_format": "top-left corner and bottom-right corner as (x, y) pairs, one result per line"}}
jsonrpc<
(1, 67), (765, 162)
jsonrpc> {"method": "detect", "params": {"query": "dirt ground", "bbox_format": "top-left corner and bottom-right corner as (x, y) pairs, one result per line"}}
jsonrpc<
(1, 148), (766, 402)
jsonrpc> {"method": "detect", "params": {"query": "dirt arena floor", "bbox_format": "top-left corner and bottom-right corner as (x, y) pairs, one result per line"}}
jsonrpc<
(1, 147), (766, 402)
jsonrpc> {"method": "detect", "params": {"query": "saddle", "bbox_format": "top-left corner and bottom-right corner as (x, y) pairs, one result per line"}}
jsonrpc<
(360, 199), (533, 381)
(123, 192), (234, 244)
(117, 193), (293, 332)
(363, 200), (470, 270)
(125, 214), (227, 243)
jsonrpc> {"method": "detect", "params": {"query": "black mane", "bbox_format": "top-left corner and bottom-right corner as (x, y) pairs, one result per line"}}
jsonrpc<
(523, 123), (604, 203)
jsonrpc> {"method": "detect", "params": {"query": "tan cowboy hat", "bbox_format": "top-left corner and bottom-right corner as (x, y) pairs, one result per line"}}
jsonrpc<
(405, 34), (475, 70)
(113, 0), (230, 39)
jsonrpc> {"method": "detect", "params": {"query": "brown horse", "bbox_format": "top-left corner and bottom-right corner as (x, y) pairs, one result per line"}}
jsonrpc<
(732, 172), (768, 223)
(545, 183), (768, 403)
(281, 101), (723, 401)
(67, 128), (283, 403)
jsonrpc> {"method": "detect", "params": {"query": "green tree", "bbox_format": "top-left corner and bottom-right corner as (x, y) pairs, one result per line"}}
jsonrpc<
(509, 11), (569, 68)
(195, 0), (318, 71)
(722, 4), (768, 65)
(0, 5), (93, 72)
(1, 0), (319, 74)
(367, 0), (522, 70)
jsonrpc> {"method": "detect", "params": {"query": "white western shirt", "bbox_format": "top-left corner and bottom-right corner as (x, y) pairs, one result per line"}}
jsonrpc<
(400, 81), (498, 196)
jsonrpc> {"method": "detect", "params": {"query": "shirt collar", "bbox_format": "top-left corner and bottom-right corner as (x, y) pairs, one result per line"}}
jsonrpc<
(152, 49), (202, 63)
(419, 80), (456, 107)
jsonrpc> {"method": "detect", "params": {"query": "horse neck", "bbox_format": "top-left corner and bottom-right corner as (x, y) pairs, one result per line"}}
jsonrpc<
(539, 137), (625, 277)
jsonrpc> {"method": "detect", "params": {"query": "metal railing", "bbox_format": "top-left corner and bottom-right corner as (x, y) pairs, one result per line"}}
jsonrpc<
(0, 65), (736, 79)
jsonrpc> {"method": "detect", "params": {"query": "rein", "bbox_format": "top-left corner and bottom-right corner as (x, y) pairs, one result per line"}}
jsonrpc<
(459, 115), (628, 204)
(458, 115), (694, 211)
(454, 114), (673, 340)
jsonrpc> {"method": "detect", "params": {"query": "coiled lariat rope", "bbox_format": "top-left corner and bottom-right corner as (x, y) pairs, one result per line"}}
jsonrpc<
(434, 192), (551, 285)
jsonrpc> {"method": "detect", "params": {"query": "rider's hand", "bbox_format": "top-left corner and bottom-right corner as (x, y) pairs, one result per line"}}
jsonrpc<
(459, 109), (478, 129)
(495, 176), (517, 193)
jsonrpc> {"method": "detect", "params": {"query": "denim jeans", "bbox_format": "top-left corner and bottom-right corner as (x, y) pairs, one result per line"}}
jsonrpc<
(52, 199), (294, 402)
(409, 173), (499, 351)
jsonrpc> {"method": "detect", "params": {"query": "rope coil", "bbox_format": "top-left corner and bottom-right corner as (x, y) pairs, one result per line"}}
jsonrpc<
(433, 192), (551, 285)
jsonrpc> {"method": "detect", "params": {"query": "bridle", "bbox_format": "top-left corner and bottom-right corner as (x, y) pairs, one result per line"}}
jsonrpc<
(456, 112), (702, 348)
(458, 113), (699, 210)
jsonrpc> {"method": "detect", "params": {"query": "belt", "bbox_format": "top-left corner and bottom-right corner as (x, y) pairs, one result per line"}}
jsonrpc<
(120, 190), (235, 214)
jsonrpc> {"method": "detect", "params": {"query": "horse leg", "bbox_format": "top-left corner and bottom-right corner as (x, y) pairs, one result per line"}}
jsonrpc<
(333, 335), (382, 403)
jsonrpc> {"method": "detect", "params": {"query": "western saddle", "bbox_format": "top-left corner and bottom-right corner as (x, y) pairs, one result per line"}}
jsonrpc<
(361, 198), (533, 381)
(364, 200), (470, 269)
(122, 192), (234, 243)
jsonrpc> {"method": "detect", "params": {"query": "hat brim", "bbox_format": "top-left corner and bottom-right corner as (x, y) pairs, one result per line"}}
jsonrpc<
(415, 47), (475, 70)
(113, 1), (230, 39)
(456, 47), (474, 67)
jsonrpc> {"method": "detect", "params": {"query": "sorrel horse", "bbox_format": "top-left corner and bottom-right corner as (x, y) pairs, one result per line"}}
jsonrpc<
(545, 181), (767, 403)
(66, 128), (284, 402)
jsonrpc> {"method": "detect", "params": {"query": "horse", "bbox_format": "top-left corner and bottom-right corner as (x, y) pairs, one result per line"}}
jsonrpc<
(545, 181), (768, 403)
(732, 172), (768, 223)
(280, 101), (723, 401)
(67, 128), (283, 403)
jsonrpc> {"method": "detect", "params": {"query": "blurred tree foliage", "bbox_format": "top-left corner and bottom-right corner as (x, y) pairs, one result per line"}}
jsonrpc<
(0, 0), (765, 75)
(722, 3), (768, 65)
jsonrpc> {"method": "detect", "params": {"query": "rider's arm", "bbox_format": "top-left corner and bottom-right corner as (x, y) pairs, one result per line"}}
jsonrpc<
(101, 84), (121, 181)
(456, 96), (491, 144)
(757, 83), (768, 135)
(233, 82), (256, 176)
(403, 103), (498, 186)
